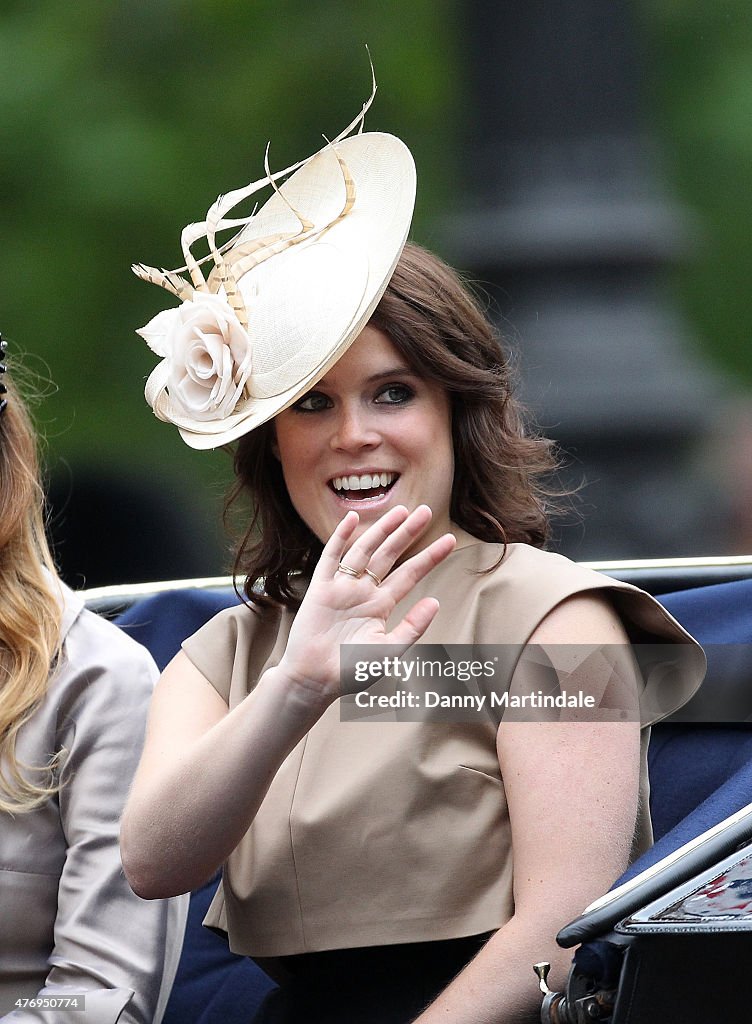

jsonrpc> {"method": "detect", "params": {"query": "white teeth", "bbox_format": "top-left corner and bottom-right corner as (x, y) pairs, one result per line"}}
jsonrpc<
(332, 472), (396, 493)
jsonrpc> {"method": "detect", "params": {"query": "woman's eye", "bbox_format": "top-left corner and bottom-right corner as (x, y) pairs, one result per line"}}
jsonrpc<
(375, 384), (413, 405)
(294, 392), (331, 413)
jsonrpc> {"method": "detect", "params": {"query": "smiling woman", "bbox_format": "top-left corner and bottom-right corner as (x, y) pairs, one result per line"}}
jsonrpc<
(121, 95), (706, 1024)
(231, 242), (557, 608)
(272, 324), (454, 562)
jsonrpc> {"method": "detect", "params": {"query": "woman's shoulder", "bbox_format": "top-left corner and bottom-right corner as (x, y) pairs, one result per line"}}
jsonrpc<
(183, 593), (287, 647)
(440, 535), (706, 725)
(17, 583), (160, 757)
(181, 594), (295, 701)
(445, 532), (622, 594)
(503, 542), (632, 592)
(439, 533), (698, 644)
(55, 582), (159, 707)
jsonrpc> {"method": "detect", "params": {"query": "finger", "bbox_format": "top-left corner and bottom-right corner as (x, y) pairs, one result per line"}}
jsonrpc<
(379, 532), (456, 604)
(315, 511), (360, 577)
(338, 504), (412, 571)
(352, 504), (434, 579)
(386, 597), (441, 648)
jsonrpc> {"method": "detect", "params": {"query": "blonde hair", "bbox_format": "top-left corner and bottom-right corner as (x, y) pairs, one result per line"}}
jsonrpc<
(0, 377), (63, 813)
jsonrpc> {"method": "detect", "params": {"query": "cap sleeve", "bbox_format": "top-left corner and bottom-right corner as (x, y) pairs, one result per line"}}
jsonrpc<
(607, 587), (707, 727)
(181, 601), (289, 705)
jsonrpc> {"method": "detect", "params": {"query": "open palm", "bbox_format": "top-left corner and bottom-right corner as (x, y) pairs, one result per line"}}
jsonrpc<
(278, 505), (456, 702)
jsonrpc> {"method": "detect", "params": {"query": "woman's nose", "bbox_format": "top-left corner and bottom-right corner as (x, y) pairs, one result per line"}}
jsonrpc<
(330, 407), (380, 451)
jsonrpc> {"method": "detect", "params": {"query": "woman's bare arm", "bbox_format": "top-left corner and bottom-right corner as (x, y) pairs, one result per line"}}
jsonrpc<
(120, 652), (327, 898)
(412, 592), (642, 1024)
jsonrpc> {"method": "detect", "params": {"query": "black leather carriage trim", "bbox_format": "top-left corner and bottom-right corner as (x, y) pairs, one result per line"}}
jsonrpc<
(556, 802), (752, 947)
(615, 843), (752, 933)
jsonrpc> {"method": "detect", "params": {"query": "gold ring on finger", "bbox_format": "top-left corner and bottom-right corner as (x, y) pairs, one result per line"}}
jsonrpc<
(337, 562), (363, 579)
(363, 568), (383, 587)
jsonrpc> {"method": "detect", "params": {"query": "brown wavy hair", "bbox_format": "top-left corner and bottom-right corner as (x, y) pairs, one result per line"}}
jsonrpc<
(0, 376), (63, 813)
(227, 242), (560, 607)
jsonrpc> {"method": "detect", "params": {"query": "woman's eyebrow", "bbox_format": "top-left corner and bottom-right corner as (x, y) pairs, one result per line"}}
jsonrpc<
(315, 366), (418, 389)
(365, 366), (418, 383)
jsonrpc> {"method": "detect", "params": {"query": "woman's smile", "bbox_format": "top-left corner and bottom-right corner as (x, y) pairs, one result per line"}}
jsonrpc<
(273, 325), (454, 552)
(328, 469), (400, 509)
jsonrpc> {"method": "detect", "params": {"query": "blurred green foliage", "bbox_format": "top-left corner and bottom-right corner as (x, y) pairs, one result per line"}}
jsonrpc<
(2, 1), (751, 577)
(1, 1), (458, 575)
(640, 0), (752, 384)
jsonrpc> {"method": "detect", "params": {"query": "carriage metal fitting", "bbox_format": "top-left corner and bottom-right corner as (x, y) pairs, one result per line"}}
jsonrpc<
(534, 962), (615, 1023)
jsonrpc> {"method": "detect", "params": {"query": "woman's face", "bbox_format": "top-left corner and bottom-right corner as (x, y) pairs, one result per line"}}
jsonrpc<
(273, 325), (454, 553)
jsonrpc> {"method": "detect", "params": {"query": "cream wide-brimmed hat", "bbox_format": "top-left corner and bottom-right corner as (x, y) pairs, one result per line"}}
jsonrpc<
(133, 91), (416, 450)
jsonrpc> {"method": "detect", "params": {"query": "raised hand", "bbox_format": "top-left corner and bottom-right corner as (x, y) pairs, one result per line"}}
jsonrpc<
(277, 505), (456, 706)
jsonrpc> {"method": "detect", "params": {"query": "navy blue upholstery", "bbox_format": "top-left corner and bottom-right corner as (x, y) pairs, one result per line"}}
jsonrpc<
(623, 578), (752, 878)
(643, 581), (752, 851)
(646, 724), (752, 841)
(116, 587), (241, 672)
(660, 578), (752, 647)
(114, 578), (752, 1019)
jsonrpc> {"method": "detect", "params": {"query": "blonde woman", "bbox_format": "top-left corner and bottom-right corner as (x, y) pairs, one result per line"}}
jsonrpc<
(0, 348), (186, 1023)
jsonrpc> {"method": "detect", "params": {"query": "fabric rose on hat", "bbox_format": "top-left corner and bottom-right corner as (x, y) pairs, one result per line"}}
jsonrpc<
(137, 293), (252, 421)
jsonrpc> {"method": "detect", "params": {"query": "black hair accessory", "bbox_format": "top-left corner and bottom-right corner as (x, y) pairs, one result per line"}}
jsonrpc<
(0, 333), (7, 416)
